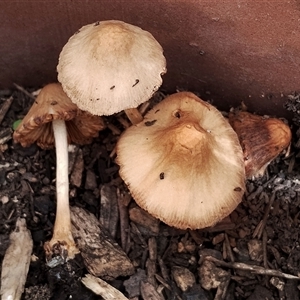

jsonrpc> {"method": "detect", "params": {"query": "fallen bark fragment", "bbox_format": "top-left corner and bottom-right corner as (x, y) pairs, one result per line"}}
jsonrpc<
(0, 218), (33, 300)
(70, 206), (134, 280)
(100, 184), (119, 238)
(172, 266), (196, 292)
(82, 274), (129, 300)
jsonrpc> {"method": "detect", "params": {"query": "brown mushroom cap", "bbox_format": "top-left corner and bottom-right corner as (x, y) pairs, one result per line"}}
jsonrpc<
(13, 83), (105, 149)
(116, 92), (245, 230)
(57, 20), (166, 116)
(229, 110), (292, 178)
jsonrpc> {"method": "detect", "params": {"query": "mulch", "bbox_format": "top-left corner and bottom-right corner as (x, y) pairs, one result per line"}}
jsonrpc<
(0, 86), (300, 300)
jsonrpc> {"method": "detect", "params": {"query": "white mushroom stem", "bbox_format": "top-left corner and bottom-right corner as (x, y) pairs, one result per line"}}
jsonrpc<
(124, 108), (143, 125)
(45, 119), (79, 261)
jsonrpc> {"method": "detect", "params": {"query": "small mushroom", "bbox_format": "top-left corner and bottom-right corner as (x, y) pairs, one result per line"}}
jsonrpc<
(57, 20), (166, 124)
(228, 110), (292, 178)
(13, 83), (105, 262)
(116, 92), (245, 230)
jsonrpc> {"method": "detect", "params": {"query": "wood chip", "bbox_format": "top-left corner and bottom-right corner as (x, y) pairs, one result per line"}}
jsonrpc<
(140, 281), (164, 300)
(0, 218), (33, 300)
(81, 274), (129, 300)
(199, 260), (230, 290)
(100, 184), (119, 238)
(247, 239), (263, 262)
(171, 266), (196, 292)
(70, 148), (83, 187)
(129, 206), (160, 234)
(70, 206), (134, 280)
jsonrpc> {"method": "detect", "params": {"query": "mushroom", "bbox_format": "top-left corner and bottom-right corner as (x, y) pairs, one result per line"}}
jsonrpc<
(57, 20), (166, 124)
(13, 83), (105, 262)
(228, 110), (292, 178)
(116, 92), (245, 230)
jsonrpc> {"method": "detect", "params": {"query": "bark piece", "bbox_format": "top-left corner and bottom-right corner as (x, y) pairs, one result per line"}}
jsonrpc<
(70, 148), (84, 187)
(82, 274), (129, 300)
(70, 206), (134, 280)
(100, 184), (119, 238)
(198, 260), (230, 291)
(171, 266), (196, 292)
(0, 218), (33, 300)
(140, 281), (164, 300)
(129, 206), (160, 234)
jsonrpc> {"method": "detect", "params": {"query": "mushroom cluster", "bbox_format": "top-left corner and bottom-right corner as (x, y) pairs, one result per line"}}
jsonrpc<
(116, 92), (246, 230)
(14, 20), (167, 262)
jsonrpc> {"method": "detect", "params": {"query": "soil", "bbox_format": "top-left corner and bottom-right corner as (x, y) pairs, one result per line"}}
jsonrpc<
(0, 87), (300, 300)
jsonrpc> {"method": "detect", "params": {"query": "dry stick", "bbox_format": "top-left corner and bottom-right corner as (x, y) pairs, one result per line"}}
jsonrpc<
(253, 192), (276, 239)
(13, 83), (35, 100)
(0, 96), (13, 125)
(262, 230), (268, 269)
(224, 233), (235, 262)
(206, 256), (300, 280)
(117, 189), (130, 253)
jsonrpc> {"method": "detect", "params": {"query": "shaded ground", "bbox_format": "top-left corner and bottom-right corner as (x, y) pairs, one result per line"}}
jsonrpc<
(0, 87), (300, 299)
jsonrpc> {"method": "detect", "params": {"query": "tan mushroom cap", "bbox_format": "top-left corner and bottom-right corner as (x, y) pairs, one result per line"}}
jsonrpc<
(13, 83), (105, 149)
(57, 20), (166, 116)
(229, 110), (292, 178)
(116, 92), (245, 230)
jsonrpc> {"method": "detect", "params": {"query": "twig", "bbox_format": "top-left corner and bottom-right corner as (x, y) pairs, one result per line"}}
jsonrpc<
(263, 230), (268, 269)
(253, 192), (276, 239)
(13, 83), (35, 100)
(0, 96), (13, 125)
(205, 256), (300, 280)
(224, 233), (235, 262)
(117, 189), (131, 253)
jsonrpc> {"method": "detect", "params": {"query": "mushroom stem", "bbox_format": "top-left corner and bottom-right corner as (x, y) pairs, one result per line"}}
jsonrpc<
(44, 119), (79, 261)
(124, 108), (143, 125)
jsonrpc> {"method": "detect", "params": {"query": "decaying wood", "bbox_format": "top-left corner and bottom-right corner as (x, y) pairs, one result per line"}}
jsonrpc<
(0, 218), (33, 300)
(70, 206), (134, 280)
(82, 274), (129, 300)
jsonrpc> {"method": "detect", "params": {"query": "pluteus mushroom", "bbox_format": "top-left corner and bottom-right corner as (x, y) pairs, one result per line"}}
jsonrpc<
(116, 92), (245, 229)
(57, 20), (166, 124)
(13, 83), (105, 262)
(229, 110), (292, 178)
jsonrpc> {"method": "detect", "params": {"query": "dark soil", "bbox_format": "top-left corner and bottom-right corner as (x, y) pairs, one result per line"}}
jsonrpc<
(1, 87), (300, 300)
